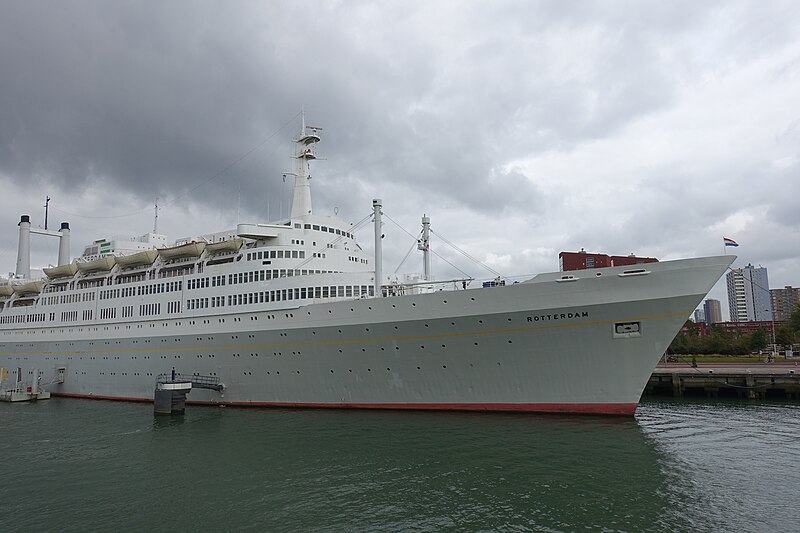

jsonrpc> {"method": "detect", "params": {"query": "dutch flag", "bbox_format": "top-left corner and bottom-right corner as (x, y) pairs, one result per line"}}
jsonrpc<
(723, 237), (739, 247)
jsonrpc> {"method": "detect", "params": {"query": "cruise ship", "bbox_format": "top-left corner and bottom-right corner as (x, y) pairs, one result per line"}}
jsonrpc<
(0, 119), (734, 415)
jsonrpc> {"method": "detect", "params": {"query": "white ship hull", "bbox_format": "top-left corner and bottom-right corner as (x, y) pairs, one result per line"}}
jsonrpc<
(0, 256), (732, 415)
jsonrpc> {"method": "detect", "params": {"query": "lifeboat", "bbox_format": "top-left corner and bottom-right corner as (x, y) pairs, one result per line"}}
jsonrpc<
(43, 263), (79, 279)
(0, 285), (15, 297)
(13, 281), (44, 295)
(158, 242), (206, 260)
(76, 256), (117, 273)
(206, 238), (244, 255)
(116, 250), (159, 269)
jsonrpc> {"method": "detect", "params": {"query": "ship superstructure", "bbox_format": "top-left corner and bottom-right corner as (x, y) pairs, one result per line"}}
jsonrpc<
(0, 118), (734, 414)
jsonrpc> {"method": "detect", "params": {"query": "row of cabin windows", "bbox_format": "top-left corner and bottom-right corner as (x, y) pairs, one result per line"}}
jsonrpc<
(302, 223), (353, 239)
(227, 285), (374, 307)
(0, 284), (377, 324)
(187, 298), (208, 310)
(41, 292), (94, 306)
(140, 303), (161, 316)
(0, 312), (50, 324)
(100, 281), (182, 299)
(246, 249), (307, 261)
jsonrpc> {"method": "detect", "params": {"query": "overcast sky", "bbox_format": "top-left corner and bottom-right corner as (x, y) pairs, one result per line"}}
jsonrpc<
(1, 1), (798, 319)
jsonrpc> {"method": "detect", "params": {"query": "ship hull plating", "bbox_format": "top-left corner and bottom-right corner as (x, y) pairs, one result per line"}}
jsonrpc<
(0, 256), (732, 415)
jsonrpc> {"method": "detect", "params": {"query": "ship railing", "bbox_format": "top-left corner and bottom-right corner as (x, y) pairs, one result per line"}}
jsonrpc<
(381, 277), (474, 297)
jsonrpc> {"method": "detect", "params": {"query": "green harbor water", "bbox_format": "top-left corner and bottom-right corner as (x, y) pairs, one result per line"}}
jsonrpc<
(2, 398), (798, 532)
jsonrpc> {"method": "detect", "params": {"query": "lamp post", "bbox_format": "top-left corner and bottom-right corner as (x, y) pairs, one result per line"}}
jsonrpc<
(765, 308), (777, 360)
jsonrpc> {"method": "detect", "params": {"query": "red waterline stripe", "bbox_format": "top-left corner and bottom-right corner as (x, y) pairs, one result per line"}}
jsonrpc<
(51, 393), (637, 416)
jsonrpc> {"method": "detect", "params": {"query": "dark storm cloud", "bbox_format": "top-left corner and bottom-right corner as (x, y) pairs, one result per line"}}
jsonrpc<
(0, 0), (688, 221)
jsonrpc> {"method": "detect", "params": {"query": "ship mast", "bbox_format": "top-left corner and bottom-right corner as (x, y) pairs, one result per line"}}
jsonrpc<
(418, 214), (431, 281)
(289, 110), (321, 219)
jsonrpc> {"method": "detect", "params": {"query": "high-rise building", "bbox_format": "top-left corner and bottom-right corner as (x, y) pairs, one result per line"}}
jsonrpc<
(693, 309), (705, 323)
(726, 264), (771, 322)
(703, 298), (722, 325)
(770, 286), (800, 321)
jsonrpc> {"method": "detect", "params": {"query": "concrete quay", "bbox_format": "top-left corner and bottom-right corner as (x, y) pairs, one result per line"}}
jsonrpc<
(646, 363), (800, 400)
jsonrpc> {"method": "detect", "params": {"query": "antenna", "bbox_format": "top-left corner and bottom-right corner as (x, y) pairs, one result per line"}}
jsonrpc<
(44, 196), (51, 230)
(153, 198), (159, 233)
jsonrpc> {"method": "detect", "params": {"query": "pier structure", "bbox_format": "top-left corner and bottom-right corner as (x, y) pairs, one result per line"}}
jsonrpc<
(646, 365), (800, 400)
(153, 372), (224, 415)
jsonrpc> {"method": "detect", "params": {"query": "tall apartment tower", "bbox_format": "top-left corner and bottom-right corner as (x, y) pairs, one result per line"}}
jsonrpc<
(770, 286), (800, 321)
(726, 264), (771, 322)
(703, 298), (722, 325)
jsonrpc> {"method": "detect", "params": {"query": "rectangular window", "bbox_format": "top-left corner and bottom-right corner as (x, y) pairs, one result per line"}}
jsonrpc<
(322, 286), (329, 298)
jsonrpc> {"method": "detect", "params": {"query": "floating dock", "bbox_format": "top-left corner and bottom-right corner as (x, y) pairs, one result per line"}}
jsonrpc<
(646, 364), (800, 400)
(0, 368), (51, 402)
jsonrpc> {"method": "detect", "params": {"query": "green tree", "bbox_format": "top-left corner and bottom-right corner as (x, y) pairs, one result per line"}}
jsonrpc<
(750, 328), (768, 352)
(789, 304), (800, 334)
(776, 326), (794, 348)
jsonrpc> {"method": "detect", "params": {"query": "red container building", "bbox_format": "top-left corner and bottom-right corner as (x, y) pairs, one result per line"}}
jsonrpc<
(559, 249), (658, 272)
